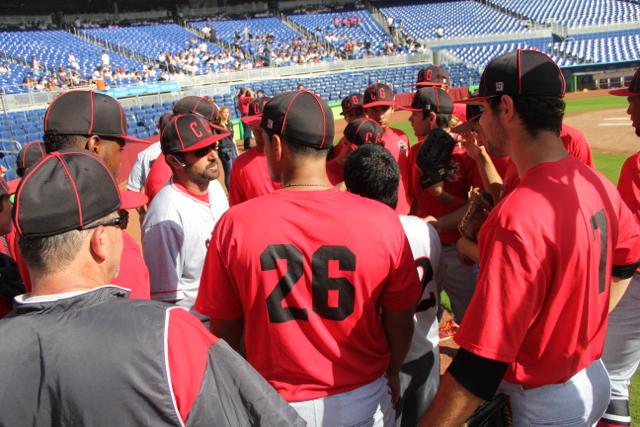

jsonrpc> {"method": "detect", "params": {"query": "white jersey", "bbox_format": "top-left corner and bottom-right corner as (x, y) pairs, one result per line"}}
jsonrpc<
(126, 141), (162, 192)
(399, 215), (442, 363)
(142, 179), (228, 308)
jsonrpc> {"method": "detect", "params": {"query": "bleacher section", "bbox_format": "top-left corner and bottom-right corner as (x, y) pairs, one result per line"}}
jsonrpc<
(0, 30), (144, 80)
(488, 0), (640, 27)
(378, 1), (529, 40)
(288, 9), (395, 58)
(82, 24), (234, 74)
(550, 30), (640, 64)
(0, 62), (35, 94)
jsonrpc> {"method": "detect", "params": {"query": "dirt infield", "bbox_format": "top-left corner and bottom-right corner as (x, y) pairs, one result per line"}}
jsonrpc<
(565, 108), (636, 154)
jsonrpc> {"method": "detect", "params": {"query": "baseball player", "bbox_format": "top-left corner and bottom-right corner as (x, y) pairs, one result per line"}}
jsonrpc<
(344, 143), (441, 427)
(195, 90), (421, 426)
(126, 112), (172, 193)
(415, 64), (467, 123)
(363, 82), (412, 213)
(0, 149), (304, 426)
(143, 113), (229, 309)
(326, 117), (384, 186)
(340, 92), (365, 123)
(15, 140), (46, 178)
(401, 86), (482, 323)
(600, 67), (640, 427)
(420, 50), (640, 426)
(228, 97), (281, 206)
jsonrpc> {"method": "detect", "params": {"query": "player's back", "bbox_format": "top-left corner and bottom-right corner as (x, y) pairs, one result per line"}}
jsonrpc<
(198, 188), (419, 402)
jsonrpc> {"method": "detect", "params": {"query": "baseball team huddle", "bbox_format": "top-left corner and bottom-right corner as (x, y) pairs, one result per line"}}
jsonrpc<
(0, 48), (639, 427)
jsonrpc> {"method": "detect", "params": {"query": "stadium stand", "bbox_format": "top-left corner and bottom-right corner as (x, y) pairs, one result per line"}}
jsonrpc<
(377, 1), (529, 40)
(550, 30), (640, 64)
(487, 0), (640, 27)
(287, 9), (400, 58)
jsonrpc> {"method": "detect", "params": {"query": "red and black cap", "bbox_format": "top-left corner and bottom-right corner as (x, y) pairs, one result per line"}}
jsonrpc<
(451, 94), (482, 134)
(44, 90), (147, 144)
(344, 118), (384, 146)
(260, 90), (334, 149)
(157, 112), (173, 132)
(241, 97), (271, 129)
(173, 96), (220, 123)
(459, 49), (566, 104)
(610, 68), (640, 97)
(363, 83), (395, 108)
(17, 141), (46, 172)
(340, 93), (364, 115)
(13, 149), (120, 238)
(0, 177), (18, 198)
(161, 113), (231, 155)
(416, 65), (449, 87)
(399, 87), (453, 114)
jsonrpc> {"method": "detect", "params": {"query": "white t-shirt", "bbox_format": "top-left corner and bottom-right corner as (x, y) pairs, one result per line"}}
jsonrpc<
(126, 141), (162, 192)
(399, 215), (442, 362)
(142, 180), (228, 309)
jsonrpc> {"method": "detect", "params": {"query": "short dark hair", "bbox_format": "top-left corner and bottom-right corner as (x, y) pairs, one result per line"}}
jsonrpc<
(489, 95), (564, 137)
(344, 144), (399, 209)
(421, 111), (451, 129)
(265, 130), (330, 160)
(43, 131), (87, 153)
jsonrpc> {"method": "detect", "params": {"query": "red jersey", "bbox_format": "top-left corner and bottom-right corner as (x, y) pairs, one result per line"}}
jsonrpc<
(456, 156), (640, 388)
(112, 231), (151, 300)
(228, 148), (280, 206)
(144, 154), (172, 202)
(408, 140), (482, 244)
(326, 159), (344, 186)
(237, 96), (252, 115)
(195, 188), (421, 402)
(382, 127), (411, 214)
(618, 151), (640, 224)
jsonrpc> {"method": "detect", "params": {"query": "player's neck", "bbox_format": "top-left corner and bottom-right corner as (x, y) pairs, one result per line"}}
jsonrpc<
(511, 129), (568, 177)
(29, 263), (110, 297)
(282, 159), (332, 190)
(173, 175), (209, 195)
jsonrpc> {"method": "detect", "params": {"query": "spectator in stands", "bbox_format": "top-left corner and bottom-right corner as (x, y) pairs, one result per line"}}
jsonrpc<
(101, 51), (110, 68)
(237, 88), (253, 150)
(30, 56), (40, 72)
(0, 63), (9, 75)
(68, 51), (80, 70)
(216, 106), (238, 190)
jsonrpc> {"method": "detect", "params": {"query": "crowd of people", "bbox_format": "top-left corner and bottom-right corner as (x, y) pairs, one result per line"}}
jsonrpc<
(0, 54), (639, 427)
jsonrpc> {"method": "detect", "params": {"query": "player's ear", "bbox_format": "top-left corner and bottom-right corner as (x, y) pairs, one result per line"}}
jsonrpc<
(86, 135), (101, 154)
(269, 133), (283, 161)
(501, 95), (516, 121)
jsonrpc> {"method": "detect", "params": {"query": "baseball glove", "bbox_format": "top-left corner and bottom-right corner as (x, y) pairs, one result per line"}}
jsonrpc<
(458, 187), (494, 242)
(464, 394), (513, 427)
(417, 128), (456, 188)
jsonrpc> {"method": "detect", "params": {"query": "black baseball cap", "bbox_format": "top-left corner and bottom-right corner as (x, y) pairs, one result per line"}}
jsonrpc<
(459, 49), (566, 104)
(44, 90), (147, 143)
(341, 93), (364, 115)
(173, 96), (220, 122)
(17, 141), (46, 172)
(416, 65), (448, 87)
(363, 83), (395, 108)
(610, 68), (640, 97)
(13, 149), (121, 238)
(241, 97), (270, 129)
(451, 96), (482, 134)
(260, 90), (334, 149)
(398, 87), (453, 114)
(344, 118), (384, 146)
(157, 112), (173, 132)
(161, 113), (231, 155)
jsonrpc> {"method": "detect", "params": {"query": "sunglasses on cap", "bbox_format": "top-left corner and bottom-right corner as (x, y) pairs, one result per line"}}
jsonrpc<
(81, 209), (129, 231)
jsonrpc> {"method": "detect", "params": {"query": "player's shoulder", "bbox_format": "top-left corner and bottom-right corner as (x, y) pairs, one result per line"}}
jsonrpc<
(622, 150), (640, 172)
(388, 127), (409, 140)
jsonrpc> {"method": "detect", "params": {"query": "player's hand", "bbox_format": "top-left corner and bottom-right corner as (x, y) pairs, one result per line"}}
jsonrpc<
(456, 236), (479, 264)
(386, 371), (401, 409)
(458, 132), (485, 162)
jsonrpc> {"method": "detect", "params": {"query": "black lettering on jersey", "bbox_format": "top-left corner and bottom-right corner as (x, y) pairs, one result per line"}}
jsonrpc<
(261, 244), (308, 323)
(590, 210), (608, 294)
(261, 244), (356, 323)
(415, 257), (436, 312)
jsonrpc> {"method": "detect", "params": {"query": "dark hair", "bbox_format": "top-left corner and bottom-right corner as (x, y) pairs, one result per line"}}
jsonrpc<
(265, 130), (330, 160)
(489, 95), (564, 137)
(421, 111), (451, 129)
(43, 131), (87, 153)
(344, 144), (399, 209)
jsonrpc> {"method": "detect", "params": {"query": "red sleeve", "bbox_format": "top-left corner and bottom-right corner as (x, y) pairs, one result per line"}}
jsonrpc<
(617, 153), (640, 225)
(612, 188), (640, 268)
(562, 125), (593, 168)
(379, 218), (422, 310)
(167, 307), (218, 423)
(145, 154), (172, 202)
(194, 223), (244, 319)
(6, 231), (31, 293)
(228, 161), (244, 206)
(112, 231), (151, 300)
(455, 214), (547, 362)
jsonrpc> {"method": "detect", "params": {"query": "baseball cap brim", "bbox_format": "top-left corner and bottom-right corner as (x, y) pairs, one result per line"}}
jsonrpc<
(241, 114), (262, 129)
(363, 100), (396, 108)
(396, 105), (422, 112)
(455, 95), (493, 105)
(180, 132), (230, 153)
(416, 82), (444, 87)
(609, 88), (640, 97)
(451, 114), (482, 134)
(120, 190), (148, 209)
(120, 134), (154, 144)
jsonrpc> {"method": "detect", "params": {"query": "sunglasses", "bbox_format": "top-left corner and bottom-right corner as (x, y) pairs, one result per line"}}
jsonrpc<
(82, 209), (129, 231)
(192, 142), (218, 158)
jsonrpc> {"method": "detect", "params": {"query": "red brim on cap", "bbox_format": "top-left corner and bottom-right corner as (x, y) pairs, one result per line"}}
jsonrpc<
(180, 132), (231, 153)
(396, 106), (422, 112)
(120, 190), (148, 209)
(362, 101), (396, 109)
(416, 82), (444, 88)
(455, 95), (493, 105)
(241, 114), (262, 129)
(609, 88), (640, 97)
(121, 135), (155, 144)
(450, 114), (482, 134)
